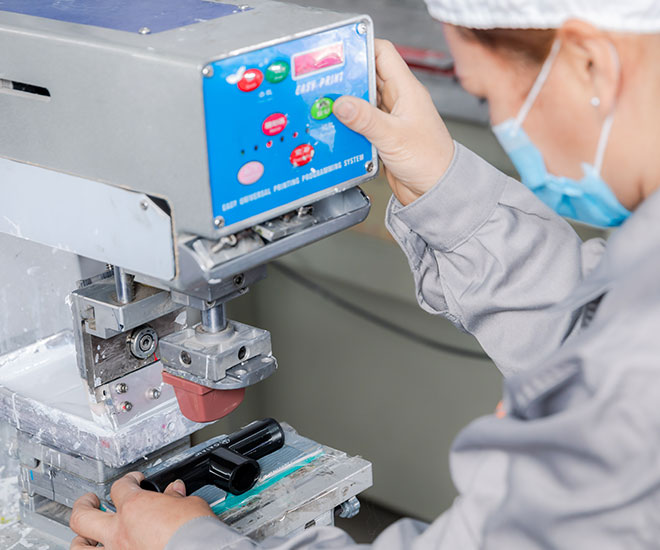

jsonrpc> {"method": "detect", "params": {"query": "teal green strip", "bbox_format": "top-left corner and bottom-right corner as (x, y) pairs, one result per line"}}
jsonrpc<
(212, 453), (323, 515)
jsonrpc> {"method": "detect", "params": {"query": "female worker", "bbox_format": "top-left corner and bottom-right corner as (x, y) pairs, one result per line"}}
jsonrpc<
(69, 1), (660, 548)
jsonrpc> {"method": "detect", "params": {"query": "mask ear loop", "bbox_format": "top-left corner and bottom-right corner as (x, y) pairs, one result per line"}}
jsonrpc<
(512, 39), (563, 133)
(593, 43), (621, 174)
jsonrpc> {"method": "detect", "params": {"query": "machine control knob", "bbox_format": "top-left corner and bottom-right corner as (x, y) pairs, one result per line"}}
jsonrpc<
(265, 60), (290, 84)
(262, 113), (288, 136)
(237, 161), (265, 185)
(290, 144), (315, 167)
(129, 325), (159, 360)
(311, 97), (334, 120)
(238, 68), (264, 92)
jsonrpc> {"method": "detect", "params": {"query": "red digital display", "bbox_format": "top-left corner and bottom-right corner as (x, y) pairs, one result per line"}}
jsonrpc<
(292, 42), (344, 79)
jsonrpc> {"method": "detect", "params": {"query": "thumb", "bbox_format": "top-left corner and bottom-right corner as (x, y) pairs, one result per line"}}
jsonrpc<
(333, 96), (392, 146)
(163, 479), (187, 498)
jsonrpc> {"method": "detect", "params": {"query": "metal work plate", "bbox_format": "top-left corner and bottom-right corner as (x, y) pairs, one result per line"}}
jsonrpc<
(6, 424), (372, 548)
(0, 0), (245, 33)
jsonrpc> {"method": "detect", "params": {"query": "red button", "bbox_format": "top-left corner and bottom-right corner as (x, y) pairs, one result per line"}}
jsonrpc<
(290, 144), (315, 167)
(238, 69), (264, 92)
(262, 113), (288, 136)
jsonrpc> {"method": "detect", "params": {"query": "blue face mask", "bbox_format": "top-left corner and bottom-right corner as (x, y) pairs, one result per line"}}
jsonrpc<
(492, 40), (631, 228)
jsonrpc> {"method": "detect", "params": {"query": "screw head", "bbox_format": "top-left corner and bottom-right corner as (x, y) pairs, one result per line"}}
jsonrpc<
(140, 200), (149, 210)
(121, 401), (133, 412)
(147, 388), (161, 400)
(238, 4), (250, 11)
(357, 22), (368, 35)
(138, 27), (151, 35)
(202, 65), (214, 78)
(233, 274), (245, 287)
(214, 216), (225, 228)
(365, 161), (375, 173)
(180, 351), (192, 366)
(115, 383), (128, 394)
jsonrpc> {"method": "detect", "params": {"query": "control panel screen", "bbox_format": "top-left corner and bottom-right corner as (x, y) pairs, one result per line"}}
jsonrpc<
(292, 42), (344, 80)
(203, 22), (374, 230)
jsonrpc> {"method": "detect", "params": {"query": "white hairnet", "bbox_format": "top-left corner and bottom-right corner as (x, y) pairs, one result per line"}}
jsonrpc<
(424, 0), (660, 33)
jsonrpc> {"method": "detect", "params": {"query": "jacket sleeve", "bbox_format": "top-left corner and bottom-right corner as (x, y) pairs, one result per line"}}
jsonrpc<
(385, 142), (606, 376)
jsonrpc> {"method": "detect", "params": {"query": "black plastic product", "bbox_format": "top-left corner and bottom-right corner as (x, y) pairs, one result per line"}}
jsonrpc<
(140, 418), (285, 496)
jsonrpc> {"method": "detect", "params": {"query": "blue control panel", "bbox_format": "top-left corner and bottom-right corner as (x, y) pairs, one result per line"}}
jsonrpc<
(203, 23), (374, 229)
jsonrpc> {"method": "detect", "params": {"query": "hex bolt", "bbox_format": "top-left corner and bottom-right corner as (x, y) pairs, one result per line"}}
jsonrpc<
(115, 383), (128, 394)
(146, 388), (161, 400)
(121, 401), (133, 412)
(180, 351), (192, 366)
(202, 65), (214, 78)
(138, 27), (151, 35)
(357, 22), (368, 35)
(214, 216), (225, 228)
(335, 497), (361, 519)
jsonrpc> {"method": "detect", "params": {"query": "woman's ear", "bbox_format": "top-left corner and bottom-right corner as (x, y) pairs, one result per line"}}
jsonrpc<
(557, 19), (620, 115)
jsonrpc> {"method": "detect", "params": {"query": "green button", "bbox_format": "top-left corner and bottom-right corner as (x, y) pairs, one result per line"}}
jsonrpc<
(265, 60), (290, 84)
(311, 97), (334, 120)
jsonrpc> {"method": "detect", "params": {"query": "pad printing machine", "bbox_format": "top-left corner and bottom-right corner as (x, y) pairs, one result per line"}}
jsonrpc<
(0, 1), (375, 546)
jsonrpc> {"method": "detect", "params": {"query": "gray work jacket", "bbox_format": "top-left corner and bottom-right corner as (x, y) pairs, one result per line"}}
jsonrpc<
(166, 143), (660, 549)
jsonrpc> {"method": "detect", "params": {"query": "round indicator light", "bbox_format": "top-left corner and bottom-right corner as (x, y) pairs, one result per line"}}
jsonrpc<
(262, 113), (288, 136)
(238, 69), (264, 92)
(266, 60), (290, 84)
(311, 97), (334, 120)
(290, 144), (315, 167)
(237, 161), (265, 185)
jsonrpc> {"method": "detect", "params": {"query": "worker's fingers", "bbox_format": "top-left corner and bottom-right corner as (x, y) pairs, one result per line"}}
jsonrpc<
(110, 472), (145, 509)
(333, 96), (396, 147)
(70, 493), (113, 545)
(374, 40), (418, 95)
(70, 535), (99, 549)
(163, 479), (187, 498)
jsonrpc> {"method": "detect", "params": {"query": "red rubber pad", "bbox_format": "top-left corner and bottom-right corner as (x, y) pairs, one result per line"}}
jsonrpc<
(162, 371), (245, 423)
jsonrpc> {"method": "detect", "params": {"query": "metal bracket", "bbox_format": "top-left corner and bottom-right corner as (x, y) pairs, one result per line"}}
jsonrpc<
(159, 320), (275, 386)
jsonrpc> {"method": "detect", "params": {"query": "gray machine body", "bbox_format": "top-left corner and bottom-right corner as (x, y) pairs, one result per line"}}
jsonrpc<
(0, 1), (375, 242)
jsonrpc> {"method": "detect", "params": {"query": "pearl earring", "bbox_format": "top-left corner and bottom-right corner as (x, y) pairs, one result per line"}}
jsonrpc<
(591, 96), (601, 107)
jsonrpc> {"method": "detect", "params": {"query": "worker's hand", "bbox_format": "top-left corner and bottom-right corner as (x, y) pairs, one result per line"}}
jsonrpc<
(69, 472), (215, 550)
(333, 39), (455, 206)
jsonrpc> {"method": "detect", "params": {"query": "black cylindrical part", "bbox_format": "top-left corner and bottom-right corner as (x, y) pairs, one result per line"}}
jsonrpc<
(226, 418), (285, 459)
(208, 447), (260, 494)
(140, 454), (214, 496)
(140, 419), (284, 496)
